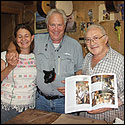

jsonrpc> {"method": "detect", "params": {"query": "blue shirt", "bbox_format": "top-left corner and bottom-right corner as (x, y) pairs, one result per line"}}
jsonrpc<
(34, 33), (84, 96)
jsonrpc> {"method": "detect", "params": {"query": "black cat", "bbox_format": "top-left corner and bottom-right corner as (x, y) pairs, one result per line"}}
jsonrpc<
(43, 68), (56, 83)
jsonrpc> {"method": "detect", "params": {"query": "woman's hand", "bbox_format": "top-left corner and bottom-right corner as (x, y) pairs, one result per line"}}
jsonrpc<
(6, 50), (19, 69)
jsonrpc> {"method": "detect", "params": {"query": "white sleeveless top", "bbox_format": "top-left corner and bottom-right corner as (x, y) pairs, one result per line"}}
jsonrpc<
(1, 51), (37, 112)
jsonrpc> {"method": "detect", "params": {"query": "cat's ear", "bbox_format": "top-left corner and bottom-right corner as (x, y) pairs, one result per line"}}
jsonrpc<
(43, 70), (46, 73)
(53, 68), (55, 72)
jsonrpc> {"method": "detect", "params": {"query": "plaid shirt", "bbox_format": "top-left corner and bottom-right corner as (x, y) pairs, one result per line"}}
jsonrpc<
(80, 46), (124, 123)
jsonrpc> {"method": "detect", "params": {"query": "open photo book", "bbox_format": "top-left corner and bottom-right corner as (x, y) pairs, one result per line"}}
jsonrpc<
(65, 73), (118, 114)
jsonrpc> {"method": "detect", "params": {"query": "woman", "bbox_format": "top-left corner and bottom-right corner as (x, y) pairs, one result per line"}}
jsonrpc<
(1, 23), (37, 124)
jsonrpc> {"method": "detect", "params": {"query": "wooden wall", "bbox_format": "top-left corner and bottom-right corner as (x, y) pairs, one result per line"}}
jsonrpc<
(1, 1), (24, 52)
(1, 1), (124, 56)
(1, 14), (15, 51)
(66, 1), (124, 56)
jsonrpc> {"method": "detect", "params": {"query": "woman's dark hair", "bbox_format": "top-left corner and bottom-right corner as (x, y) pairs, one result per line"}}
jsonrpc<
(13, 23), (34, 54)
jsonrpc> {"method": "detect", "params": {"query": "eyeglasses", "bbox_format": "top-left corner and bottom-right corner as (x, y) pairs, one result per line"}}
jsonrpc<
(85, 34), (106, 44)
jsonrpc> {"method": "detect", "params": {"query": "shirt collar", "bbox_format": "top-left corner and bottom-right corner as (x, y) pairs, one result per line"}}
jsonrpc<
(104, 45), (113, 60)
(47, 35), (65, 51)
(48, 35), (64, 44)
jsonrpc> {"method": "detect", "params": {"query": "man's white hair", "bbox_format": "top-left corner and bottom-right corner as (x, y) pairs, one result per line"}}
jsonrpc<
(86, 24), (106, 35)
(45, 9), (67, 25)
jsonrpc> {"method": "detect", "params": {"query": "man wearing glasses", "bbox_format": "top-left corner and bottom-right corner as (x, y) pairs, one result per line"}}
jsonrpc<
(79, 24), (124, 123)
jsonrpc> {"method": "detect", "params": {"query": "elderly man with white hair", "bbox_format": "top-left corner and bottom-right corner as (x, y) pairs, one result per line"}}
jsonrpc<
(79, 24), (124, 123)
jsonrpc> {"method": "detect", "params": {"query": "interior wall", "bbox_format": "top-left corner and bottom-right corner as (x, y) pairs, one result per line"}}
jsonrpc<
(1, 1), (24, 52)
(1, 1), (124, 56)
(66, 1), (124, 56)
(1, 13), (15, 52)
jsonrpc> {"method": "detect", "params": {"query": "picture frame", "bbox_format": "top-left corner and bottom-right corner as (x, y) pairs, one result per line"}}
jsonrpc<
(34, 12), (48, 34)
(65, 12), (77, 32)
(98, 4), (114, 23)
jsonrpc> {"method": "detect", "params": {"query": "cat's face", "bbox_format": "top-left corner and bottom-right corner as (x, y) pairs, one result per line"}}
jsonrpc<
(43, 68), (56, 83)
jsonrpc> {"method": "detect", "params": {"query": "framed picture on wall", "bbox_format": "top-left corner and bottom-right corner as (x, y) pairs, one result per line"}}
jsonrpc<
(34, 12), (48, 34)
(99, 4), (114, 23)
(66, 12), (77, 32)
